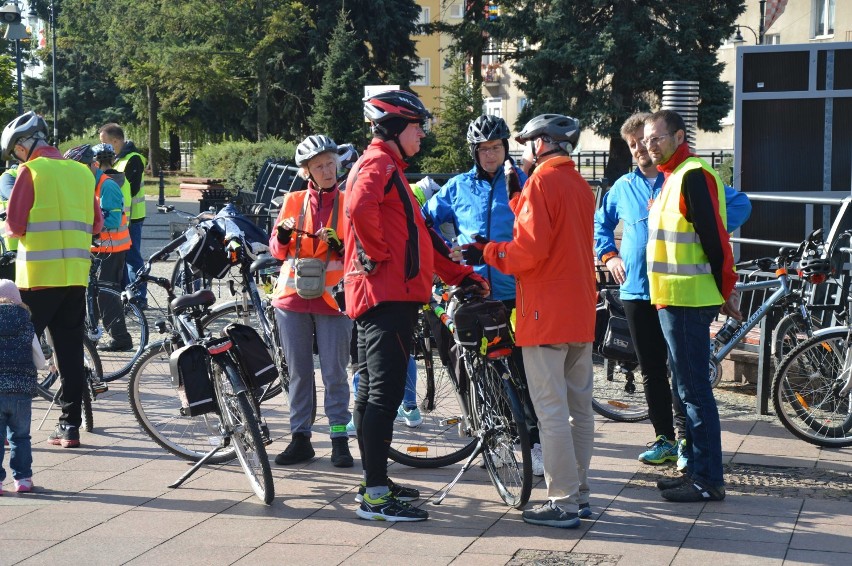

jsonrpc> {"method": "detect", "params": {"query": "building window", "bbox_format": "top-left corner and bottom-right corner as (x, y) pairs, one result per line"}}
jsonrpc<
(417, 6), (430, 30)
(412, 58), (430, 86)
(764, 33), (781, 45)
(449, 3), (464, 19)
(518, 97), (528, 114)
(813, 0), (835, 37)
(485, 97), (502, 117)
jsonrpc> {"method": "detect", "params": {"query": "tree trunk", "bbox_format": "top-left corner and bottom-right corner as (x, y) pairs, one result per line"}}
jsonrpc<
(256, 61), (268, 141)
(147, 85), (160, 176)
(605, 136), (631, 187)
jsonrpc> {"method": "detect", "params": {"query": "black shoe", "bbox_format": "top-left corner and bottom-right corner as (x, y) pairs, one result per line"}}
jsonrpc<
(97, 339), (134, 352)
(48, 424), (80, 448)
(657, 474), (689, 491)
(274, 433), (315, 465)
(661, 478), (725, 502)
(330, 437), (354, 468)
(355, 477), (419, 503)
(356, 491), (428, 522)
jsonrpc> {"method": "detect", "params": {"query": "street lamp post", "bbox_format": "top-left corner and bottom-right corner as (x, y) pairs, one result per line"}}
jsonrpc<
(2, 1), (27, 114)
(733, 25), (760, 45)
(49, 0), (57, 143)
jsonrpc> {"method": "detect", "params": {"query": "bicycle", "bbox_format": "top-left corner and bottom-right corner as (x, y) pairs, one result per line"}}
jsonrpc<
(771, 230), (852, 447)
(591, 229), (842, 423)
(125, 235), (274, 503)
(409, 286), (532, 509)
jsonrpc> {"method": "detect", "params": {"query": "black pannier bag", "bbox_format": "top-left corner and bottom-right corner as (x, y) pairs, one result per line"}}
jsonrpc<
(452, 299), (514, 358)
(224, 323), (278, 388)
(180, 222), (231, 279)
(597, 289), (638, 362)
(169, 344), (217, 416)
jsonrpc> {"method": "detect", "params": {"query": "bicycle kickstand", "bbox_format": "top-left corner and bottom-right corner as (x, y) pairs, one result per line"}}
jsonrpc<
(431, 436), (486, 506)
(168, 444), (224, 489)
(37, 390), (61, 431)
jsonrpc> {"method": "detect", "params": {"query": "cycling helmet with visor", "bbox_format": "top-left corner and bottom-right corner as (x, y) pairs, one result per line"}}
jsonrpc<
(516, 114), (581, 171)
(336, 143), (359, 174)
(63, 144), (95, 165)
(467, 114), (510, 167)
(364, 90), (432, 160)
(1, 111), (49, 162)
(295, 135), (338, 167)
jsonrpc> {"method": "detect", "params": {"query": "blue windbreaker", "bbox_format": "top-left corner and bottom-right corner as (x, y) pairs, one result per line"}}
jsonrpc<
(423, 164), (527, 300)
(594, 167), (752, 300)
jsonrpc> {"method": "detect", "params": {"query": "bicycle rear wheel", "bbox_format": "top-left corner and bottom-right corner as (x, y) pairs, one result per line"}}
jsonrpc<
(772, 328), (852, 447)
(592, 355), (649, 422)
(127, 342), (237, 463)
(214, 360), (274, 504)
(93, 284), (148, 381)
(472, 360), (532, 509)
(36, 334), (101, 432)
(388, 350), (476, 468)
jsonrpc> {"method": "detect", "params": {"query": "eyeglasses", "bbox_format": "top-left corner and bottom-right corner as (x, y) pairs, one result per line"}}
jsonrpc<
(642, 134), (672, 147)
(477, 145), (504, 156)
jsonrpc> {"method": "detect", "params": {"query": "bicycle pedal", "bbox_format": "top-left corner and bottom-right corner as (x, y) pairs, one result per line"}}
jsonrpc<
(91, 382), (109, 395)
(439, 417), (462, 426)
(260, 424), (273, 446)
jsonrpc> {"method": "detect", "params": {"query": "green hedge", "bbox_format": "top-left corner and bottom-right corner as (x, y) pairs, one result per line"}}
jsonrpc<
(193, 138), (297, 193)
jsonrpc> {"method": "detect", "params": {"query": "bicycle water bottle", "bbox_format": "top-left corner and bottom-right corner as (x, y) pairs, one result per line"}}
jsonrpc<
(715, 317), (741, 345)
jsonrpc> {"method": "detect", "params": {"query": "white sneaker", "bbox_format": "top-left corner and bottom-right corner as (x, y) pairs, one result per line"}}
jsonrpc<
(531, 443), (545, 477)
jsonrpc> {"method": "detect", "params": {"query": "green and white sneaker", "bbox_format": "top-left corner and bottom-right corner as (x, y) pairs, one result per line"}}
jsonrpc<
(638, 435), (677, 465)
(356, 491), (428, 522)
(396, 405), (423, 427)
(355, 477), (420, 503)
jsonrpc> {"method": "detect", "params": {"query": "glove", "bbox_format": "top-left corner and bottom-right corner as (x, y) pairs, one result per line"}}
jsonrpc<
(357, 250), (376, 273)
(324, 227), (344, 255)
(505, 160), (521, 200)
(460, 273), (490, 297)
(460, 235), (489, 266)
(276, 217), (295, 244)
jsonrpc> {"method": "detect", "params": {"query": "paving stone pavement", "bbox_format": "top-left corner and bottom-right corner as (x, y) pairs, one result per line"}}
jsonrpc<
(1, 197), (850, 565)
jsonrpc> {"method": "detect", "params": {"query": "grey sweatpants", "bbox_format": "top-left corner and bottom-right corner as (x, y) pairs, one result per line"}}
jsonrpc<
(274, 308), (352, 438)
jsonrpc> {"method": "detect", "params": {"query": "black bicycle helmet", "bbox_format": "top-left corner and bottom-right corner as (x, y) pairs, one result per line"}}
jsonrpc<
(295, 135), (338, 167)
(63, 144), (94, 165)
(797, 255), (832, 282)
(1, 111), (48, 161)
(515, 113), (580, 148)
(467, 114), (510, 144)
(363, 90), (432, 124)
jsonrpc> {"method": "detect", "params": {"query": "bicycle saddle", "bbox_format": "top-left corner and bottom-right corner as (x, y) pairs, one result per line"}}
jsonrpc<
(170, 289), (217, 315)
(250, 254), (283, 274)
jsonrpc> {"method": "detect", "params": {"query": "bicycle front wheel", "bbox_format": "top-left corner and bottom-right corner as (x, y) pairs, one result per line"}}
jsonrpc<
(214, 360), (274, 504)
(471, 361), (532, 509)
(93, 284), (148, 381)
(772, 328), (852, 447)
(127, 342), (236, 463)
(592, 356), (649, 422)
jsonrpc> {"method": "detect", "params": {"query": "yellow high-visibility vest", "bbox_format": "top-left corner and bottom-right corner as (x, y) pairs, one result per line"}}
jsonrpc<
(16, 158), (95, 288)
(647, 157), (727, 307)
(114, 151), (147, 221)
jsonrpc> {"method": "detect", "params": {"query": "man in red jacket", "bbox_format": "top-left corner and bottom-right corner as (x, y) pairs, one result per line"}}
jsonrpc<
(344, 90), (488, 522)
(461, 114), (597, 528)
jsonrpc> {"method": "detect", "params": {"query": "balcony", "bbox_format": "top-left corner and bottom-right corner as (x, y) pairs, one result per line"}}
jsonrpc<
(482, 64), (502, 87)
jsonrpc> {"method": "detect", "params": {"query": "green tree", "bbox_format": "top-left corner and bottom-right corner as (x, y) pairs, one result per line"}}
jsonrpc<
(308, 9), (367, 146)
(419, 55), (482, 174)
(503, 0), (745, 181)
(0, 54), (19, 126)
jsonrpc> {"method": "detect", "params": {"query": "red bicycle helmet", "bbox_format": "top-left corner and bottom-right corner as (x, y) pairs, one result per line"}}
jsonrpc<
(363, 90), (432, 124)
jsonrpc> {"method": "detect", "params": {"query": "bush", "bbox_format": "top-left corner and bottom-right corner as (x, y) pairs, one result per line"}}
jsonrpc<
(59, 136), (100, 155)
(719, 155), (734, 187)
(193, 138), (297, 192)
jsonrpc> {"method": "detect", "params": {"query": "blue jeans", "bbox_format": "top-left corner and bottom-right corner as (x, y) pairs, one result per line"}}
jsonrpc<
(658, 306), (724, 487)
(0, 393), (33, 482)
(123, 220), (147, 301)
(353, 356), (417, 410)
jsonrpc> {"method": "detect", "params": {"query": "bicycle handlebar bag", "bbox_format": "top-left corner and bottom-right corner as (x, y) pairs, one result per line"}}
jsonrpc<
(224, 323), (278, 389)
(452, 299), (514, 358)
(169, 344), (217, 416)
(179, 223), (232, 279)
(597, 289), (637, 362)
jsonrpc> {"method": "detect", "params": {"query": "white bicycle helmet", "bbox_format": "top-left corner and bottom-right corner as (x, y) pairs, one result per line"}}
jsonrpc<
(337, 143), (359, 173)
(1, 111), (48, 161)
(295, 134), (338, 167)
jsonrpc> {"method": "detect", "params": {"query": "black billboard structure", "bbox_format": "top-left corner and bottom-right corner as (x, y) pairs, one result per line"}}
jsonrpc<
(734, 42), (852, 259)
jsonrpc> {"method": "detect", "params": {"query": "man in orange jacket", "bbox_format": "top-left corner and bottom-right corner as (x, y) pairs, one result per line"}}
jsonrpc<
(460, 114), (597, 528)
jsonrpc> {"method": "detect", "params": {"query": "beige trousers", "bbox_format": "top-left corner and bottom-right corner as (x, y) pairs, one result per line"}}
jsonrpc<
(522, 342), (595, 511)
